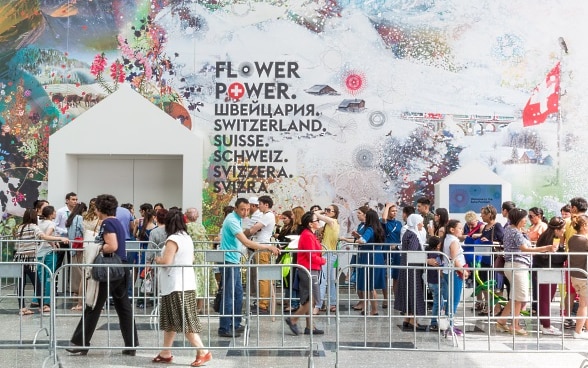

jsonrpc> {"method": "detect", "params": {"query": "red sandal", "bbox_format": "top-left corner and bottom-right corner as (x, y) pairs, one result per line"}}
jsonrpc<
(191, 352), (212, 367)
(152, 354), (173, 363)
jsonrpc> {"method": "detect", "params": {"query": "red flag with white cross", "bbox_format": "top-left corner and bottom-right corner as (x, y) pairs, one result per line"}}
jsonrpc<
(522, 62), (560, 127)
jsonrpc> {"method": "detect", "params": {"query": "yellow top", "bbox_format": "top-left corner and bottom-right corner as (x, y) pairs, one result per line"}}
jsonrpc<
(322, 219), (340, 251)
(564, 217), (576, 251)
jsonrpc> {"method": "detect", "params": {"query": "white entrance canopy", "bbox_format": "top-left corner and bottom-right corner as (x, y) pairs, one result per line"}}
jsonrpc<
(48, 84), (205, 212)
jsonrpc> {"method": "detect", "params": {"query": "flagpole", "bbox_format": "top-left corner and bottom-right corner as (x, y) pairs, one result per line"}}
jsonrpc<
(556, 37), (568, 185)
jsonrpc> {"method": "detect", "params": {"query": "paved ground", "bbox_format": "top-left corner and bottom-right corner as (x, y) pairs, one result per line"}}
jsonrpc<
(2, 283), (588, 368)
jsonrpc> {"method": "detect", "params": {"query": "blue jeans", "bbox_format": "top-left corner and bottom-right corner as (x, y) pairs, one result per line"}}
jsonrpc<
(428, 283), (441, 325)
(441, 272), (463, 320)
(317, 253), (337, 308)
(34, 252), (56, 306)
(219, 263), (243, 333)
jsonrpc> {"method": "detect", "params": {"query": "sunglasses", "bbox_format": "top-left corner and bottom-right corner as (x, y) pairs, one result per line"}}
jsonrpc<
(311, 219), (321, 223)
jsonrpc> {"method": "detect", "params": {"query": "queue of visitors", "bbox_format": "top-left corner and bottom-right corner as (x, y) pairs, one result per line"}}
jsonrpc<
(6, 191), (588, 367)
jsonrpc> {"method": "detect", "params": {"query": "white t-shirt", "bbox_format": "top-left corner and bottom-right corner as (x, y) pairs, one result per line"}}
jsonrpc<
(38, 219), (56, 258)
(252, 211), (276, 244)
(442, 233), (466, 274)
(158, 232), (196, 296)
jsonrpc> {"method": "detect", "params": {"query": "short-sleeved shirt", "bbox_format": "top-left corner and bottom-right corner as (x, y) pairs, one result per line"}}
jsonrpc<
(38, 219), (57, 258)
(15, 224), (43, 255)
(568, 234), (588, 279)
(220, 211), (244, 264)
(252, 211), (275, 244)
(115, 207), (133, 240)
(503, 226), (531, 266)
(98, 217), (127, 261)
(322, 219), (340, 251)
(442, 234), (466, 274)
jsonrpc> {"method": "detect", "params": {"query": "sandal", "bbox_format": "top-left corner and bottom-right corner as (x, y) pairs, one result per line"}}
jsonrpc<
(41, 305), (51, 313)
(474, 301), (485, 311)
(19, 308), (34, 316)
(329, 306), (337, 313)
(152, 354), (173, 363)
(71, 305), (83, 311)
(496, 322), (510, 333)
(512, 327), (528, 336)
(382, 302), (388, 309)
(191, 351), (212, 367)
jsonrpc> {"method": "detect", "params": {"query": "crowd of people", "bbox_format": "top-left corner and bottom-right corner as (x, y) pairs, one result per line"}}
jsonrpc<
(8, 191), (588, 364)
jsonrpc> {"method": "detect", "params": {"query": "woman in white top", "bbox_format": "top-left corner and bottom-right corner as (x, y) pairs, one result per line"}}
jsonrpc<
(14, 208), (68, 315)
(152, 208), (211, 367)
(441, 219), (469, 336)
(35, 205), (68, 312)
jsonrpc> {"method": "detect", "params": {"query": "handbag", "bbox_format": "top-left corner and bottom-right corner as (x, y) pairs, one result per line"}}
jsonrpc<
(72, 236), (84, 249)
(91, 247), (126, 282)
(140, 271), (153, 294)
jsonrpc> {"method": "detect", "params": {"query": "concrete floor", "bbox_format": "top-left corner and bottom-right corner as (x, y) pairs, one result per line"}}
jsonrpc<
(2, 284), (588, 368)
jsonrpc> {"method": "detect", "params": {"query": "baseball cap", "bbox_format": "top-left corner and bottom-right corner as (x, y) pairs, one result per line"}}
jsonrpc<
(249, 197), (259, 205)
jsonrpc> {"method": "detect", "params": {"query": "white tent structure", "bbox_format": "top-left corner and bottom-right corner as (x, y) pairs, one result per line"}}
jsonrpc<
(48, 84), (206, 212)
(434, 161), (512, 221)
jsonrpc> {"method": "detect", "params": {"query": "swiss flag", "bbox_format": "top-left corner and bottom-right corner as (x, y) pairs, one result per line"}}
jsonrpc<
(522, 62), (560, 127)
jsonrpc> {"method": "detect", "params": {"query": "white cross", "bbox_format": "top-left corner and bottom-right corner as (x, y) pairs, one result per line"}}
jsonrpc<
(229, 84), (243, 98)
(529, 76), (556, 114)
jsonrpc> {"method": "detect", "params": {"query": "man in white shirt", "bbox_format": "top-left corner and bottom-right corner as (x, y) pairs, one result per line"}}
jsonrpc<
(243, 197), (261, 298)
(244, 195), (276, 313)
(245, 197), (262, 231)
(55, 192), (78, 236)
(54, 192), (78, 292)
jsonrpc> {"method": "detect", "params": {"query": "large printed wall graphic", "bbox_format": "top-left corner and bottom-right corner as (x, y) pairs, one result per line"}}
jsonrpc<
(1, 0), (587, 232)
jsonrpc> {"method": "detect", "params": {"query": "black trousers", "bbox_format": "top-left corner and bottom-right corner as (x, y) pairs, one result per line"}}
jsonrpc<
(17, 262), (40, 309)
(71, 267), (138, 348)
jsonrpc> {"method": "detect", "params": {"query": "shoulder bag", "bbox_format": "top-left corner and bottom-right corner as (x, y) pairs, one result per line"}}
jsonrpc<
(91, 246), (126, 282)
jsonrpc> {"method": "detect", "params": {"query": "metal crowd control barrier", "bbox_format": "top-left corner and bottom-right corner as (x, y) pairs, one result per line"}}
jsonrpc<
(0, 260), (54, 353)
(4, 237), (588, 366)
(330, 244), (588, 366)
(50, 253), (318, 367)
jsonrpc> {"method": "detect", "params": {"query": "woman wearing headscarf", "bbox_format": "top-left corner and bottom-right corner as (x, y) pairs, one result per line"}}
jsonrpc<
(394, 214), (427, 330)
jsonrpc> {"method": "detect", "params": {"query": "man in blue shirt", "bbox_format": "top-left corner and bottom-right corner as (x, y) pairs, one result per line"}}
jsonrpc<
(218, 197), (280, 337)
(381, 202), (402, 307)
(115, 206), (134, 241)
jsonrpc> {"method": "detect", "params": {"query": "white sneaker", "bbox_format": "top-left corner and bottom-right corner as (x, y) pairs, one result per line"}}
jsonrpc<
(541, 326), (562, 336)
(573, 331), (588, 340)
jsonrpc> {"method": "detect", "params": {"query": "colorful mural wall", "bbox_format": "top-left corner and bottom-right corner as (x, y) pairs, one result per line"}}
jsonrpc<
(1, 0), (586, 231)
